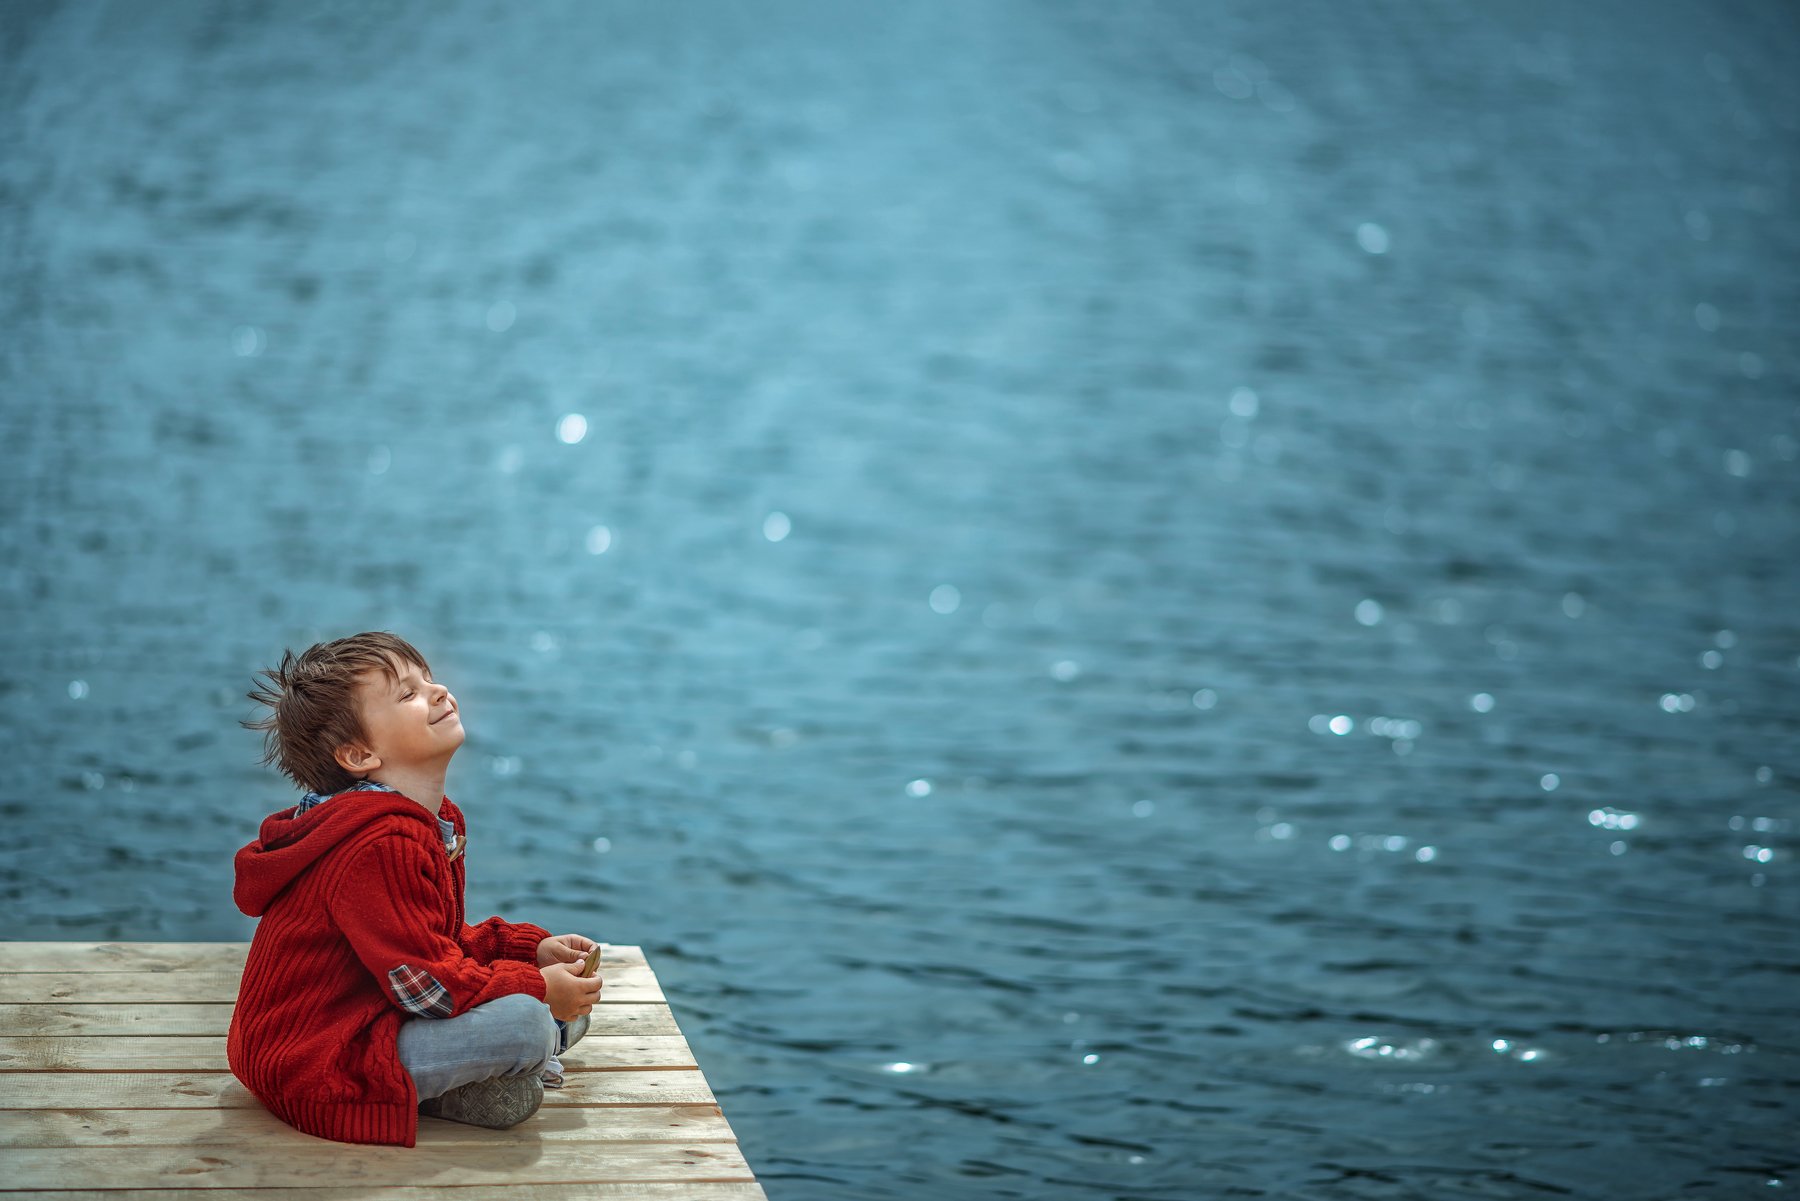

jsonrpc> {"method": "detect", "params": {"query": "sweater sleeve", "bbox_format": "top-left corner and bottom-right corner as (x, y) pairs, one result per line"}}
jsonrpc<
(460, 915), (553, 965)
(327, 835), (547, 1018)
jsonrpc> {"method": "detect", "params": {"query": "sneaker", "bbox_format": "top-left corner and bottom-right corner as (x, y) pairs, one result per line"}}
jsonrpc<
(557, 1013), (590, 1054)
(418, 1072), (545, 1129)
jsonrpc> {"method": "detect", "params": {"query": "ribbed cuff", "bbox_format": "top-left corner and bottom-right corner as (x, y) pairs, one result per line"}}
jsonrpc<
(498, 957), (550, 1002)
(501, 921), (553, 962)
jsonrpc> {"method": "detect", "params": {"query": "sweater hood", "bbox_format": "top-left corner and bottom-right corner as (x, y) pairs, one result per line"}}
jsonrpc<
(234, 789), (450, 917)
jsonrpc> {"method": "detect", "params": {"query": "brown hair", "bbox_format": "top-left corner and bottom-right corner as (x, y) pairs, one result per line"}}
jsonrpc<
(241, 631), (432, 796)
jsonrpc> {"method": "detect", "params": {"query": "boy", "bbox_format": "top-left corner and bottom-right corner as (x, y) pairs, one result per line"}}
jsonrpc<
(229, 631), (604, 1146)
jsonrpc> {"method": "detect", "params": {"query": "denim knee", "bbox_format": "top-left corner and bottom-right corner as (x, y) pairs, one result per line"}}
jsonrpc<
(488, 992), (558, 1076)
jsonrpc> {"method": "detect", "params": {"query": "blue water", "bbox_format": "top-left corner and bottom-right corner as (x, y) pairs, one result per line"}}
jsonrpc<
(3, 2), (1797, 1196)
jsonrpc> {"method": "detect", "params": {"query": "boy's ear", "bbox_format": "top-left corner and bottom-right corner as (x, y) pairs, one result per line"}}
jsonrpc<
(334, 741), (379, 775)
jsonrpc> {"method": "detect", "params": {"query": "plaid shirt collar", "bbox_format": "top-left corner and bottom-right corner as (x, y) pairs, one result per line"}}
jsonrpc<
(296, 779), (460, 855)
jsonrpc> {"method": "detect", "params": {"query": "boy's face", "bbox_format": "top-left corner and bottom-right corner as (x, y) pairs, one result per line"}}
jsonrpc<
(341, 656), (464, 774)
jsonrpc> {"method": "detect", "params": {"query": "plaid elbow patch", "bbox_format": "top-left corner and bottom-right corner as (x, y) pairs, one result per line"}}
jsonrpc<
(387, 963), (454, 1018)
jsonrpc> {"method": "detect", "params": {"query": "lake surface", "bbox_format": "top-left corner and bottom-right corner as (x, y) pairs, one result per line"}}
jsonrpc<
(2, 2), (1796, 1196)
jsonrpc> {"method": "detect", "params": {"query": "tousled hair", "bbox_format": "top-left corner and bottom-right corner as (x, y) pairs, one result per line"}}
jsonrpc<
(241, 631), (431, 796)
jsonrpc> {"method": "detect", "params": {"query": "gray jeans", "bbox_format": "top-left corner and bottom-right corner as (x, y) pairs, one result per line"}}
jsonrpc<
(395, 992), (560, 1102)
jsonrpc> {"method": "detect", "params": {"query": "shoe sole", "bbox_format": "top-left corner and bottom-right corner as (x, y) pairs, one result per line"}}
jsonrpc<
(419, 1073), (545, 1128)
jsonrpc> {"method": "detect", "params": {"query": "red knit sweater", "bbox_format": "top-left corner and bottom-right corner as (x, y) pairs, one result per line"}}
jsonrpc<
(227, 788), (551, 1146)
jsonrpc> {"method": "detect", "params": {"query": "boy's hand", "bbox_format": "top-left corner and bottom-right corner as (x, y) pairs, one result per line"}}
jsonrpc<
(535, 933), (597, 969)
(540, 960), (602, 1021)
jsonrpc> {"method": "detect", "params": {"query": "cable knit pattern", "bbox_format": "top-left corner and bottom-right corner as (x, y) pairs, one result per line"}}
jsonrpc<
(227, 788), (551, 1147)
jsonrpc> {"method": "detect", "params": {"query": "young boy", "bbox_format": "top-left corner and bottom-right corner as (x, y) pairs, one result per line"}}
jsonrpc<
(229, 631), (604, 1146)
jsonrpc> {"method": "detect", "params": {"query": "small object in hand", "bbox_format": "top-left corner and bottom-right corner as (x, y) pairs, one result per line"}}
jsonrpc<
(579, 944), (604, 978)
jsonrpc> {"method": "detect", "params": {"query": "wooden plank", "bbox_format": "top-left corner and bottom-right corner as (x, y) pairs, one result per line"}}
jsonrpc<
(0, 1187), (768, 1201)
(0, 963), (665, 1004)
(541, 1072), (721, 1109)
(0, 967), (245, 1004)
(0, 1141), (759, 1190)
(0, 1001), (682, 1038)
(0, 1104), (739, 1147)
(0, 943), (253, 972)
(0, 942), (650, 973)
(0, 1002), (238, 1036)
(0, 1069), (718, 1109)
(0, 1034), (697, 1072)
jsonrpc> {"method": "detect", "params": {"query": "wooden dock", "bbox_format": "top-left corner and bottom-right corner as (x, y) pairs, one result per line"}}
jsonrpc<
(0, 942), (767, 1199)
